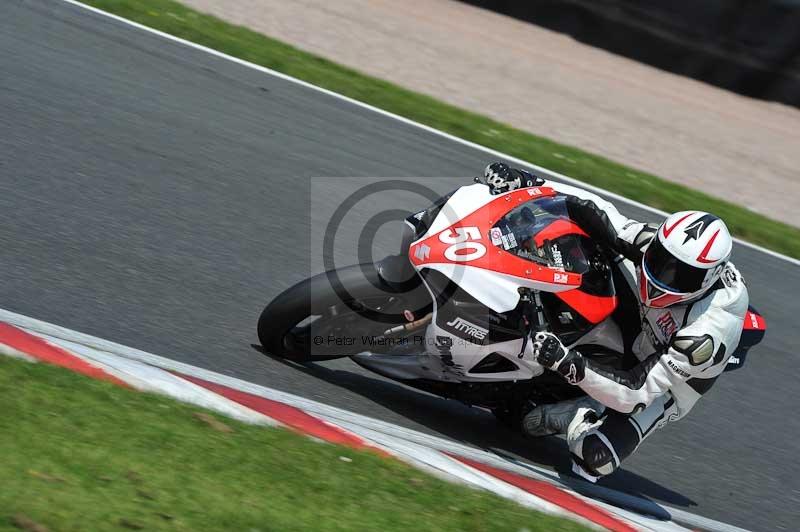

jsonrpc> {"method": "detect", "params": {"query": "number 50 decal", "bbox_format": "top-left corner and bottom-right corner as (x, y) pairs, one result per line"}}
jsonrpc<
(438, 226), (486, 262)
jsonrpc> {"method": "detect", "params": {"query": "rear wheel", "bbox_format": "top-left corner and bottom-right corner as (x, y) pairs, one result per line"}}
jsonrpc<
(257, 263), (424, 361)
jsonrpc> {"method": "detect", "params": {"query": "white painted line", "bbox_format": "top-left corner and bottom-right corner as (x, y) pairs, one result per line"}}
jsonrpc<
(0, 308), (744, 532)
(57, 0), (800, 268)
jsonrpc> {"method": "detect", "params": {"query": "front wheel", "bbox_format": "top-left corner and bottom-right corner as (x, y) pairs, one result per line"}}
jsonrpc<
(258, 263), (428, 361)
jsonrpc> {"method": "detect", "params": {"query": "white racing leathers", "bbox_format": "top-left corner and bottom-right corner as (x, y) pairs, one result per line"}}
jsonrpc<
(543, 180), (750, 481)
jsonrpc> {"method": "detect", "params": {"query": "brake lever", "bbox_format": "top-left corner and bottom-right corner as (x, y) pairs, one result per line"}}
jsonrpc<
(517, 289), (549, 359)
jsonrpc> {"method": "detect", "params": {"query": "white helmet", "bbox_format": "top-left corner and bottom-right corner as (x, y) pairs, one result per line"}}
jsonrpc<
(639, 211), (732, 308)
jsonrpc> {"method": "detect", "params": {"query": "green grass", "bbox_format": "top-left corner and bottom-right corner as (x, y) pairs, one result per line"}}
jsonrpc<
(0, 357), (587, 532)
(84, 0), (800, 259)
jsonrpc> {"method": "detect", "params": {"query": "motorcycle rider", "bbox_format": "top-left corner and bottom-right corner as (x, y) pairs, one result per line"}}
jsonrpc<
(482, 162), (749, 482)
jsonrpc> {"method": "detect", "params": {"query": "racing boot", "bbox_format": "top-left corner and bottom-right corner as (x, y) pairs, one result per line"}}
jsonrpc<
(521, 396), (603, 438)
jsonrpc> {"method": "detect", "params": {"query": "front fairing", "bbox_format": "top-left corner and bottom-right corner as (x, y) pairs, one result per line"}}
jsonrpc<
(400, 183), (618, 381)
(408, 184), (608, 314)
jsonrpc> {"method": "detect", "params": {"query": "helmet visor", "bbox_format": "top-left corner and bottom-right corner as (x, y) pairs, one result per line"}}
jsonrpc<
(643, 237), (707, 294)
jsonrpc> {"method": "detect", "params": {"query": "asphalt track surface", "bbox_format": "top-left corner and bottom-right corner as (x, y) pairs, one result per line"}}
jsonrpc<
(2, 1), (798, 530)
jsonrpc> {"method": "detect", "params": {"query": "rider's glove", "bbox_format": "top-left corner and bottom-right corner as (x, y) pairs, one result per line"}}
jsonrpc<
(533, 332), (586, 385)
(484, 162), (543, 195)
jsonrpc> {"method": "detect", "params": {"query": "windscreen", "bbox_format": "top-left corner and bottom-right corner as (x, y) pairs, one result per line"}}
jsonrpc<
(490, 195), (590, 274)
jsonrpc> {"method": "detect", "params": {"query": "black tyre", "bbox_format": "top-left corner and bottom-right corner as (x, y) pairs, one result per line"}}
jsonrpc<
(258, 263), (424, 361)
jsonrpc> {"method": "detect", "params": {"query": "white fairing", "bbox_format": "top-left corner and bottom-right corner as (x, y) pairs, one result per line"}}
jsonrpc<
(411, 183), (573, 313)
(422, 319), (545, 382)
(419, 263), (573, 313)
(357, 315), (623, 385)
(352, 332), (545, 383)
(358, 181), (626, 383)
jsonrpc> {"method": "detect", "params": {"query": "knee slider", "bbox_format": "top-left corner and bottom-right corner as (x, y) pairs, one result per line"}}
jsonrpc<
(572, 434), (618, 477)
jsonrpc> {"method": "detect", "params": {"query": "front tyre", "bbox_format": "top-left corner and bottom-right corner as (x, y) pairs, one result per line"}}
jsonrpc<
(258, 263), (423, 361)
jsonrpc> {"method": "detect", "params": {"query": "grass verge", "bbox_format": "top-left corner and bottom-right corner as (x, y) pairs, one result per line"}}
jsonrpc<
(0, 356), (587, 531)
(84, 0), (800, 260)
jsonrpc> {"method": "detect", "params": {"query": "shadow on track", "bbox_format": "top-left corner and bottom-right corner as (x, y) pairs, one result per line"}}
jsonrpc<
(252, 344), (696, 508)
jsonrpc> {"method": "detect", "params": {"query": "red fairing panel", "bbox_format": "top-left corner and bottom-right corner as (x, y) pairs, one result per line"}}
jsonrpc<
(409, 187), (582, 289)
(556, 290), (618, 325)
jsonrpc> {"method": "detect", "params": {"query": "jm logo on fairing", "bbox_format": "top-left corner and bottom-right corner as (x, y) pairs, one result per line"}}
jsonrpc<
(445, 317), (488, 340)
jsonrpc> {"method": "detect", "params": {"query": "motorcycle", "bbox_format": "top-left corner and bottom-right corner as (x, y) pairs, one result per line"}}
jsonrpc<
(258, 182), (767, 427)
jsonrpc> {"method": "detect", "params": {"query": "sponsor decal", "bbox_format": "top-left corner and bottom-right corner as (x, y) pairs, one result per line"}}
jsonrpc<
(527, 187), (543, 196)
(656, 312), (678, 339)
(500, 234), (511, 250)
(553, 272), (569, 284)
(413, 210), (425, 220)
(749, 311), (759, 329)
(506, 232), (517, 248)
(445, 317), (489, 341)
(667, 359), (690, 378)
(414, 244), (431, 261)
(551, 244), (564, 271)
(727, 356), (741, 365)
(489, 227), (503, 245)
